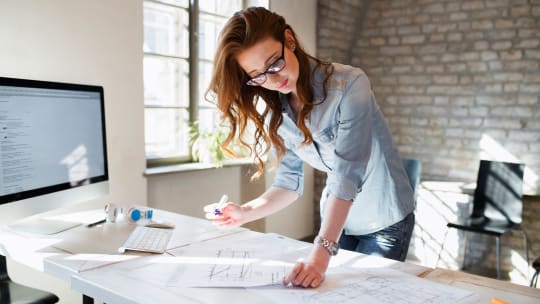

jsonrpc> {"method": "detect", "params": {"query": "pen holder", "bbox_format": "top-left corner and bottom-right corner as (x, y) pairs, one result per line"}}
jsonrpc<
(104, 203), (123, 223)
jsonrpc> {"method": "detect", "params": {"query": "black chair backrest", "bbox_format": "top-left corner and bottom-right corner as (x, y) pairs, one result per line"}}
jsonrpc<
(402, 158), (422, 197)
(471, 160), (525, 224)
(1, 255), (9, 282)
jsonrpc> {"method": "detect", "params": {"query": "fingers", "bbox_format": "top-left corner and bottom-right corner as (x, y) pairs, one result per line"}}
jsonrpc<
(310, 276), (322, 288)
(215, 217), (238, 228)
(204, 203), (230, 220)
(203, 203), (219, 213)
(203, 203), (241, 228)
(283, 262), (324, 288)
(283, 262), (303, 286)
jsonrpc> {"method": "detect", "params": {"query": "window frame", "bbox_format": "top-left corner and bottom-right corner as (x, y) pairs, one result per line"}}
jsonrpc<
(144, 0), (204, 168)
(144, 0), (266, 168)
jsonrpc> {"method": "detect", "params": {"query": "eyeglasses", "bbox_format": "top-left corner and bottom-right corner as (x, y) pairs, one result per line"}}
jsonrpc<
(246, 42), (286, 86)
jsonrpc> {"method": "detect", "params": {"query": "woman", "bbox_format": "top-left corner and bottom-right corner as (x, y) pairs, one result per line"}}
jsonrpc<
(203, 7), (415, 288)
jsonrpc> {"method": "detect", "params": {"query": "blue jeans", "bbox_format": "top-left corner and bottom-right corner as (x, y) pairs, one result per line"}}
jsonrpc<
(338, 212), (415, 262)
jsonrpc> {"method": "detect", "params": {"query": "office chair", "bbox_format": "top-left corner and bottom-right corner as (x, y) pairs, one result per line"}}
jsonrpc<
(446, 160), (528, 280)
(531, 256), (540, 288)
(0, 255), (59, 304)
(402, 158), (422, 199)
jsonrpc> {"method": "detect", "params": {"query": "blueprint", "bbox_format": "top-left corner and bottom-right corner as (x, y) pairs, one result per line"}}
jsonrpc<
(252, 267), (478, 304)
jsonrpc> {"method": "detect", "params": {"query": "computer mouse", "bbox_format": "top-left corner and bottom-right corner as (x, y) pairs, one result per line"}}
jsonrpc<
(144, 221), (175, 229)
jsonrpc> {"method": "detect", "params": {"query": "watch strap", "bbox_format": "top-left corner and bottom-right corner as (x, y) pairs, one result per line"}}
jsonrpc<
(314, 235), (339, 256)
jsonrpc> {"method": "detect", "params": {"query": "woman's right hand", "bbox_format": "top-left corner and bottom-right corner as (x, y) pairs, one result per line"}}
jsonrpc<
(203, 201), (246, 228)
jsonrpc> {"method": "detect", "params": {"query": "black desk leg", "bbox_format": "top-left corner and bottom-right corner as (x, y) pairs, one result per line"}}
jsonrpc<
(83, 294), (94, 304)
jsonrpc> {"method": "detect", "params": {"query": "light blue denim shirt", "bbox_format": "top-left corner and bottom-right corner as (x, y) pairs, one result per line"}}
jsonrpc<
(271, 62), (415, 235)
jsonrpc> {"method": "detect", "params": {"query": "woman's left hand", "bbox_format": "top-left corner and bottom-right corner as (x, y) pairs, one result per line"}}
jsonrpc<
(283, 246), (330, 288)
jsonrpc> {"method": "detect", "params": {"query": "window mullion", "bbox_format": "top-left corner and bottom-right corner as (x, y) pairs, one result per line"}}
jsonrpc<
(189, 0), (199, 127)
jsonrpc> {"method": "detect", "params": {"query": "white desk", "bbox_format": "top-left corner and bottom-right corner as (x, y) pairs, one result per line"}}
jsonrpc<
(1, 208), (539, 304)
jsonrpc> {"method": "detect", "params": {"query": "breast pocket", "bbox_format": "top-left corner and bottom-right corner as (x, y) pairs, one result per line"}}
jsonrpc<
(314, 124), (338, 145)
(313, 124), (339, 169)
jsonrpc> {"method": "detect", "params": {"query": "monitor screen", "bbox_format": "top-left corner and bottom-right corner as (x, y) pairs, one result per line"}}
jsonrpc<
(0, 77), (109, 233)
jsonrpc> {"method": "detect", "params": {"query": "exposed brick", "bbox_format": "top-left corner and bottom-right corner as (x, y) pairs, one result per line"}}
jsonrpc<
(503, 83), (519, 92)
(380, 45), (413, 55)
(476, 95), (516, 105)
(516, 39), (540, 49)
(318, 0), (540, 284)
(492, 107), (534, 117)
(518, 95), (538, 105)
(491, 41), (512, 50)
(533, 6), (540, 16)
(433, 75), (458, 84)
(462, 1), (485, 11)
(484, 118), (523, 128)
(402, 35), (426, 44)
(448, 33), (463, 42)
(511, 6), (531, 17)
(486, 0), (510, 9)
(493, 72), (523, 82)
(465, 31), (484, 40)
(472, 20), (493, 30)
(515, 17), (536, 27)
(525, 49), (540, 59)
(485, 84), (503, 93)
(460, 52), (480, 61)
(520, 84), (540, 93)
(450, 12), (468, 21)
(467, 61), (488, 72)
(426, 64), (445, 73)
(488, 61), (504, 70)
(487, 29), (518, 40)
(423, 3), (445, 14)
(495, 19), (514, 29)
(481, 51), (498, 60)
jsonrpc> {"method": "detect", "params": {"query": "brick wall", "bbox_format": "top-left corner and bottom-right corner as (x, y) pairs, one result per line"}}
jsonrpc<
(327, 0), (540, 192)
(363, 1), (538, 194)
(315, 0), (540, 284)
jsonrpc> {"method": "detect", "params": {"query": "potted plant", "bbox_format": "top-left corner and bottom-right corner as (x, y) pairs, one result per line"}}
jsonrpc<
(189, 123), (228, 167)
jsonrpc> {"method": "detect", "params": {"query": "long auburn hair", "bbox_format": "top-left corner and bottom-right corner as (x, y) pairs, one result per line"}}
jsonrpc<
(206, 7), (333, 180)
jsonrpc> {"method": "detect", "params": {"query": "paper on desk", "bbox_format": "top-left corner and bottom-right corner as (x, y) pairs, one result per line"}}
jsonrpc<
(251, 267), (479, 304)
(165, 232), (310, 287)
(83, 233), (309, 288)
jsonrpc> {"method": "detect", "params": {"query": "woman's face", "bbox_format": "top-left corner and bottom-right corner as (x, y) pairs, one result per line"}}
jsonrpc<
(236, 33), (299, 95)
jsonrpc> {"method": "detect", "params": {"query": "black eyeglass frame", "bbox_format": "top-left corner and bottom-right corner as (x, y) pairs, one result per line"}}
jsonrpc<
(245, 42), (286, 86)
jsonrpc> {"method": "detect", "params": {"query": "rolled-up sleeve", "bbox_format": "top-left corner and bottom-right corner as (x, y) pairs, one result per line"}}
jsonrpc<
(326, 72), (374, 201)
(271, 149), (305, 196)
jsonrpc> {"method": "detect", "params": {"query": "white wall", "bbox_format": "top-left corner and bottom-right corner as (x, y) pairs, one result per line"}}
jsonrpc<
(0, 1), (146, 302)
(0, 0), (146, 206)
(270, 0), (317, 55)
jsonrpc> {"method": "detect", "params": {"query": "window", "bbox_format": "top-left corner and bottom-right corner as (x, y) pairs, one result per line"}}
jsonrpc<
(143, 0), (267, 167)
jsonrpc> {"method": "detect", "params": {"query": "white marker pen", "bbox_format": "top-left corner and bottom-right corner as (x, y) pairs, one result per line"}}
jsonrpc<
(214, 194), (228, 215)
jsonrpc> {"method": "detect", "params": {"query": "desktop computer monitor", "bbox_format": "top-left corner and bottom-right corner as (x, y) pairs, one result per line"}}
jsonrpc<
(0, 76), (109, 234)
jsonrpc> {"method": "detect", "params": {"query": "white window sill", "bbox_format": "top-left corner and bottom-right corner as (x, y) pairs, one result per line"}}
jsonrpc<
(144, 158), (255, 177)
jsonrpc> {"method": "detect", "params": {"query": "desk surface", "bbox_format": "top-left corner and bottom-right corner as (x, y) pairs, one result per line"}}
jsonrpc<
(1, 208), (539, 304)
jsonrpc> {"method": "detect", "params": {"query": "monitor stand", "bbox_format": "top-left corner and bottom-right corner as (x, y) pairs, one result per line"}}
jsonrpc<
(8, 218), (82, 235)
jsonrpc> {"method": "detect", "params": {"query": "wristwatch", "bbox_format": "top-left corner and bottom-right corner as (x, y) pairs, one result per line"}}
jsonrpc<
(314, 236), (339, 256)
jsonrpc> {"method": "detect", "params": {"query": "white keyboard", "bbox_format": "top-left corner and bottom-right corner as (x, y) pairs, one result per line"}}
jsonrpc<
(119, 226), (173, 253)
